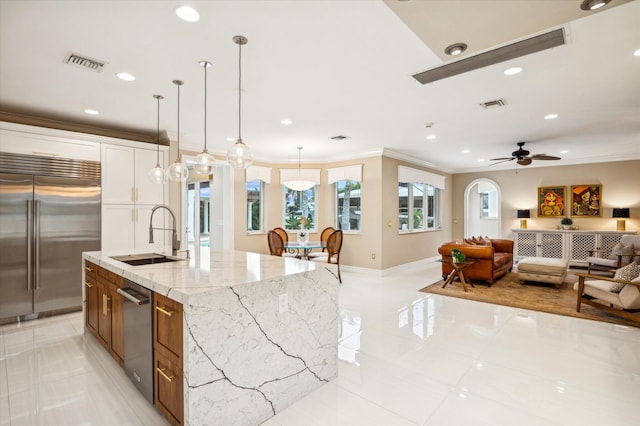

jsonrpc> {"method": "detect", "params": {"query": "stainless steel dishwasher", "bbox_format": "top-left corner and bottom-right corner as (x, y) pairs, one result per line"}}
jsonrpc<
(117, 279), (153, 403)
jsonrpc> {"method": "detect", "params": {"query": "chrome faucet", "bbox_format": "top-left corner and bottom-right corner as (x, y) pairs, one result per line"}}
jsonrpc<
(149, 205), (180, 256)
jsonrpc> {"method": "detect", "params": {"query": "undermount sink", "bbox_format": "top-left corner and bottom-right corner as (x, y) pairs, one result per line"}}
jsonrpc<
(110, 253), (184, 266)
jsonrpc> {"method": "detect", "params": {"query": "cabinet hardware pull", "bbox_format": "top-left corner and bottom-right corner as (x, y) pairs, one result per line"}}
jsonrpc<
(157, 367), (174, 382)
(131, 187), (135, 202)
(85, 282), (94, 288)
(155, 305), (174, 316)
(103, 293), (108, 316)
(85, 266), (93, 272)
(135, 208), (138, 222)
(135, 187), (139, 201)
(131, 208), (135, 222)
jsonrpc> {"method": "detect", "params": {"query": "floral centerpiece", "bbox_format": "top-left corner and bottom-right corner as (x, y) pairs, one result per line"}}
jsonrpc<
(297, 216), (309, 243)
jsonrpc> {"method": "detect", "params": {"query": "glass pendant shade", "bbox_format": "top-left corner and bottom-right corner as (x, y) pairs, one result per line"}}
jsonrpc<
(194, 60), (217, 175)
(193, 149), (216, 175)
(166, 79), (188, 182)
(148, 164), (166, 184)
(227, 139), (253, 169)
(167, 158), (189, 182)
(148, 94), (166, 184)
(227, 35), (252, 168)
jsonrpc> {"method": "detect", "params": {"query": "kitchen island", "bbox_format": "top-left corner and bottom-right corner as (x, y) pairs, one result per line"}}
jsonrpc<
(82, 248), (339, 426)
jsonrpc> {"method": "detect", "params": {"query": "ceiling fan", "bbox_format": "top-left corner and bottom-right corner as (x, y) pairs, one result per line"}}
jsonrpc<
(490, 141), (561, 166)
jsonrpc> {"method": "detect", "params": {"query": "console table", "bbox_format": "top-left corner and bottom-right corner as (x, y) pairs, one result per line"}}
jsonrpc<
(511, 229), (636, 266)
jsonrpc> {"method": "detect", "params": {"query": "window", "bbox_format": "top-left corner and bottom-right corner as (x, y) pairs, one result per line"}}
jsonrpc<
(398, 182), (440, 232)
(284, 186), (316, 231)
(480, 191), (498, 219)
(336, 180), (360, 231)
(246, 180), (264, 232)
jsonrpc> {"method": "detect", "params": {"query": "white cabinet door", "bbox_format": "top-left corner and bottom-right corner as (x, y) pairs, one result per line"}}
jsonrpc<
(101, 204), (135, 251)
(102, 145), (134, 204)
(135, 148), (165, 205)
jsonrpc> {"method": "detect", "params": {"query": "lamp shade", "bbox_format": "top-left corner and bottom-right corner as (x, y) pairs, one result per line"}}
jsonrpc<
(612, 208), (630, 218)
(517, 209), (530, 218)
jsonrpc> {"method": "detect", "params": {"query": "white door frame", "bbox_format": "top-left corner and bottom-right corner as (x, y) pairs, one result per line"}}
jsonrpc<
(464, 178), (502, 238)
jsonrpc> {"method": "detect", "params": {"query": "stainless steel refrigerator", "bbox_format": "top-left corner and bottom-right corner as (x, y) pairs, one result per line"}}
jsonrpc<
(0, 152), (101, 323)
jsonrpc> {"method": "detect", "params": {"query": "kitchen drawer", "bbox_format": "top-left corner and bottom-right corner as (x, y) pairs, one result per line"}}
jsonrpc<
(153, 293), (183, 366)
(154, 351), (183, 426)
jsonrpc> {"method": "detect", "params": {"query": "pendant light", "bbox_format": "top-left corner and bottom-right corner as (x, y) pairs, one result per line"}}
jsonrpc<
(283, 147), (315, 191)
(226, 35), (253, 168)
(148, 94), (166, 184)
(193, 61), (217, 175)
(166, 80), (189, 182)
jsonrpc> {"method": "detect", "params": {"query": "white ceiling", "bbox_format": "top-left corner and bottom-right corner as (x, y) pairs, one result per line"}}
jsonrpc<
(1, 0), (639, 173)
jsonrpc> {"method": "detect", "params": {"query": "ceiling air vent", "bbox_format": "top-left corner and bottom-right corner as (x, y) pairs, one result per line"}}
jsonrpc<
(330, 135), (350, 141)
(480, 98), (507, 109)
(63, 52), (107, 72)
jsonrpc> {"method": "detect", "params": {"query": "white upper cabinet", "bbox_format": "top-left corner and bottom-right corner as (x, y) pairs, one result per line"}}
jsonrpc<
(101, 144), (164, 205)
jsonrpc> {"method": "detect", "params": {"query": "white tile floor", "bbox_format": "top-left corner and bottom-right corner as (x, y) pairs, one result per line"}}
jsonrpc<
(2, 261), (639, 425)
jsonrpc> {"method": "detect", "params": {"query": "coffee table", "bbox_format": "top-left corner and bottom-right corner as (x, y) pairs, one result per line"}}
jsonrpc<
(438, 259), (477, 292)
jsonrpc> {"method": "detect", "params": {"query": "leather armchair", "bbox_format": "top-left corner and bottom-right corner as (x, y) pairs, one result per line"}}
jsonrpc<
(438, 239), (514, 286)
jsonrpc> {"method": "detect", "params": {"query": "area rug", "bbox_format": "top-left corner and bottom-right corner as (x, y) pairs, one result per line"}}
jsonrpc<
(419, 271), (639, 328)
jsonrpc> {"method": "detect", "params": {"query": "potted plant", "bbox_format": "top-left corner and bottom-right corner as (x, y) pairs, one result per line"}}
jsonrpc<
(451, 248), (466, 263)
(560, 217), (573, 230)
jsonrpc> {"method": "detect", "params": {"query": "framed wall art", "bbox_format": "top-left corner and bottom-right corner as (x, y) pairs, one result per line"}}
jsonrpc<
(570, 184), (602, 217)
(538, 186), (565, 217)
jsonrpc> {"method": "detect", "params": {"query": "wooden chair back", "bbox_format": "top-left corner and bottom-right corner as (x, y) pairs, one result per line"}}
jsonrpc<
(320, 227), (335, 251)
(273, 227), (289, 243)
(267, 230), (285, 256)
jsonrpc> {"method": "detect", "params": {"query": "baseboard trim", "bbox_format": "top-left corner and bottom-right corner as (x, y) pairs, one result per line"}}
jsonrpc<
(341, 256), (440, 277)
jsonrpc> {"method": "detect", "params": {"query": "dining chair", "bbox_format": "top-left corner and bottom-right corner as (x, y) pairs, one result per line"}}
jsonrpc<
(273, 227), (289, 243)
(307, 226), (335, 259)
(268, 230), (298, 258)
(311, 229), (343, 283)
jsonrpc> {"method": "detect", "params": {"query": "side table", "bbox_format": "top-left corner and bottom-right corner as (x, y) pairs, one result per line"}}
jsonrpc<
(438, 259), (477, 292)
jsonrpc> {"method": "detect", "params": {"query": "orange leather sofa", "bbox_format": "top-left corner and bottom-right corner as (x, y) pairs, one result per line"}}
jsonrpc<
(437, 238), (514, 286)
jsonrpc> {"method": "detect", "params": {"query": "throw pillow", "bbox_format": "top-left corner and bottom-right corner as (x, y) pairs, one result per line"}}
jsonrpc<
(608, 243), (634, 263)
(611, 262), (640, 293)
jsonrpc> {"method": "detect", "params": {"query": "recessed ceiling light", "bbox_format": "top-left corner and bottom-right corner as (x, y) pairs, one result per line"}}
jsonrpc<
(281, 119), (292, 125)
(176, 6), (200, 22)
(84, 109), (99, 115)
(634, 49), (640, 57)
(462, 149), (470, 153)
(426, 135), (436, 140)
(544, 113), (559, 120)
(477, 159), (485, 162)
(116, 72), (135, 81)
(226, 137), (235, 142)
(560, 150), (569, 154)
(580, 0), (611, 11)
(504, 67), (523, 76)
(444, 43), (467, 56)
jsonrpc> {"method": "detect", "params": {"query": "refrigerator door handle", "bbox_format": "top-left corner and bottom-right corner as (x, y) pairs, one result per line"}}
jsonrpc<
(34, 199), (40, 290)
(27, 199), (33, 291)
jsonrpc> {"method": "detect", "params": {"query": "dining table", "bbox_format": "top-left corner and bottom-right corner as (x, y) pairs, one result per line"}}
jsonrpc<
(284, 240), (327, 259)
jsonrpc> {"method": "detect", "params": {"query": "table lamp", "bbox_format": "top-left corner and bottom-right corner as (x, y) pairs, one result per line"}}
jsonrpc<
(517, 209), (530, 229)
(612, 208), (630, 231)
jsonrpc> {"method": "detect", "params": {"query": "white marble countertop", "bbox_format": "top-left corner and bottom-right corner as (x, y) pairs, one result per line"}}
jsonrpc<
(83, 247), (324, 305)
